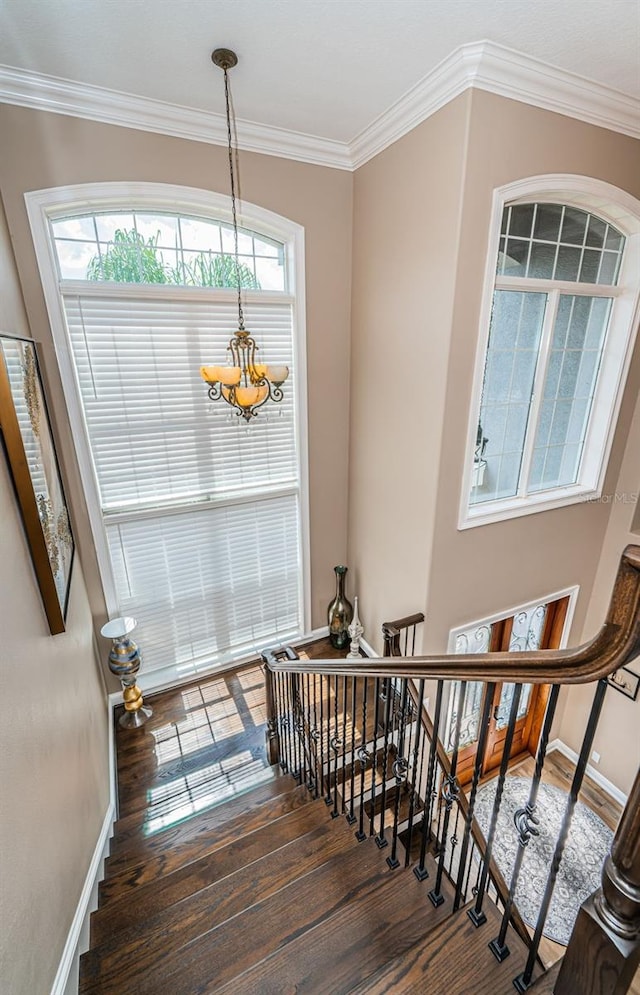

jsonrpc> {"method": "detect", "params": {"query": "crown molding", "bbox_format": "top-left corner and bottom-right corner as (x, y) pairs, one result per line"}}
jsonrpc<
(351, 40), (640, 168)
(1, 41), (638, 173)
(0, 64), (353, 171)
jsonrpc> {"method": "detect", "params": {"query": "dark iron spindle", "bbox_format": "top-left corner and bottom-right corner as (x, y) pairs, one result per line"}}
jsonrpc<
(370, 678), (381, 837)
(331, 674), (341, 818)
(404, 679), (425, 867)
(454, 682), (496, 913)
(310, 672), (320, 798)
(415, 679), (444, 881)
(376, 679), (393, 848)
(387, 679), (410, 869)
(470, 682), (523, 925)
(429, 681), (468, 907)
(341, 675), (348, 815)
(348, 676), (358, 824)
(513, 679), (609, 992)
(489, 683), (560, 960)
(356, 677), (370, 842)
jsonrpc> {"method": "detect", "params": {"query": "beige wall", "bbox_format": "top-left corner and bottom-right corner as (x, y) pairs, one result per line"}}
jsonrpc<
(0, 104), (354, 678)
(0, 198), (109, 993)
(349, 89), (640, 790)
(558, 388), (640, 796)
(427, 90), (640, 652)
(349, 93), (471, 650)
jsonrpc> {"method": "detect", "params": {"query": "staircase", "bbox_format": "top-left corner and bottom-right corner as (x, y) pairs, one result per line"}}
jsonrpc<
(81, 761), (549, 994)
(81, 545), (640, 994)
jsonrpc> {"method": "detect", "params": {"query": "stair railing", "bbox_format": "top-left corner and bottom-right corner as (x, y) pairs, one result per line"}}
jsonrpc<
(262, 545), (640, 992)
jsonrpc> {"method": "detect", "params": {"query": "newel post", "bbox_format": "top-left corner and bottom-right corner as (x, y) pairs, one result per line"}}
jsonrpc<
(262, 660), (281, 766)
(555, 767), (640, 994)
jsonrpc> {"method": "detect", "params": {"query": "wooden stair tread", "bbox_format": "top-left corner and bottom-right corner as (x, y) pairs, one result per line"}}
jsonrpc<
(81, 835), (395, 995)
(348, 897), (538, 995)
(99, 783), (312, 903)
(92, 798), (334, 945)
(525, 960), (562, 993)
(83, 809), (354, 978)
(110, 766), (291, 849)
(114, 743), (278, 828)
(213, 857), (453, 995)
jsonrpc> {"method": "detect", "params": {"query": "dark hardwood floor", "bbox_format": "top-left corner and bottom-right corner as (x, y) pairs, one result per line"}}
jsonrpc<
(114, 636), (347, 833)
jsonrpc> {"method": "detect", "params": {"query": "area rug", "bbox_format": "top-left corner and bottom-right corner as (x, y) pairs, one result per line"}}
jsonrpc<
(473, 776), (613, 945)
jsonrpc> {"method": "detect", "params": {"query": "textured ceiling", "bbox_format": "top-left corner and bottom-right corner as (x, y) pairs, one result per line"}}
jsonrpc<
(1, 0), (639, 143)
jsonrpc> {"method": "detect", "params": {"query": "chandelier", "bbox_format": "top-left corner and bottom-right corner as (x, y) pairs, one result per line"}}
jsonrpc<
(200, 48), (289, 421)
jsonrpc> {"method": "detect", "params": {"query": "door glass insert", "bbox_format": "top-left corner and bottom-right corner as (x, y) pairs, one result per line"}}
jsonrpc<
(493, 604), (547, 730)
(446, 624), (492, 751)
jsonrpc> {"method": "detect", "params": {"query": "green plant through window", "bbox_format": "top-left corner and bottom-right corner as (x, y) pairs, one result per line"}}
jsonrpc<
(87, 228), (260, 288)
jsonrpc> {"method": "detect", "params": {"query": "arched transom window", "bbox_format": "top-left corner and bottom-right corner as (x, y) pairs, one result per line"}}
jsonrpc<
(27, 184), (308, 686)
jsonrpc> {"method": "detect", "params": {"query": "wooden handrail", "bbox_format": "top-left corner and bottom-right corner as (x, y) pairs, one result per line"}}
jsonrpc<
(265, 545), (640, 684)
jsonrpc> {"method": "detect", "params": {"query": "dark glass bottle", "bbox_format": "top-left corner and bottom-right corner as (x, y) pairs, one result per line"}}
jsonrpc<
(327, 565), (353, 649)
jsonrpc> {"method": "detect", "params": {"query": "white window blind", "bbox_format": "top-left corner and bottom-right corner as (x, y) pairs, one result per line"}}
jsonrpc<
(61, 287), (302, 676)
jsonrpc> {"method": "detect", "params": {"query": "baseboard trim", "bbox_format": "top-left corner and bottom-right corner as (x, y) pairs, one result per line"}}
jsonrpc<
(548, 738), (628, 807)
(51, 698), (117, 995)
(50, 799), (115, 995)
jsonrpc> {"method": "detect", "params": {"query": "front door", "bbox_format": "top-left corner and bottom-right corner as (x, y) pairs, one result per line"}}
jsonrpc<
(446, 596), (570, 785)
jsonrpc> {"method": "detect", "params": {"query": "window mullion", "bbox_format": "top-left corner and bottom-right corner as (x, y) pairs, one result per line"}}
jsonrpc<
(518, 289), (561, 497)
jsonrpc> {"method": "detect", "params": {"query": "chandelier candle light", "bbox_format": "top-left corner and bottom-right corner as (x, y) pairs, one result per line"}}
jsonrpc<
(200, 48), (289, 420)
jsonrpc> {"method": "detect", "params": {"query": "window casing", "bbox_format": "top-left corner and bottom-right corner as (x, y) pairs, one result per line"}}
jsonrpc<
(461, 176), (640, 529)
(26, 183), (310, 688)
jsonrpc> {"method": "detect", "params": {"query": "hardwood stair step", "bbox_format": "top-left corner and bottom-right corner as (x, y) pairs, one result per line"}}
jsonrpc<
(99, 783), (312, 904)
(82, 812), (356, 987)
(110, 766), (291, 852)
(525, 961), (562, 993)
(81, 835), (396, 995)
(92, 798), (333, 945)
(214, 857), (453, 995)
(348, 896), (539, 994)
(115, 724), (269, 816)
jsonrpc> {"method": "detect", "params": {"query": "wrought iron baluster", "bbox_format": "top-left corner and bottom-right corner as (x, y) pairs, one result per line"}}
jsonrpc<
(347, 676), (358, 824)
(341, 675), (348, 815)
(273, 671), (285, 771)
(415, 679), (444, 881)
(292, 673), (303, 783)
(304, 673), (314, 793)
(448, 804), (462, 876)
(454, 682), (496, 912)
(376, 678), (394, 849)
(405, 679), (425, 867)
(309, 671), (320, 798)
(429, 681), (467, 907)
(370, 678), (381, 837)
(387, 679), (410, 869)
(281, 672), (293, 775)
(321, 674), (332, 806)
(331, 674), (341, 818)
(356, 677), (370, 842)
(489, 684), (560, 961)
(470, 682), (523, 926)
(513, 679), (609, 992)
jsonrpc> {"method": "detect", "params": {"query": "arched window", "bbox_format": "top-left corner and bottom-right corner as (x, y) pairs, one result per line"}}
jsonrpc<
(461, 176), (640, 528)
(27, 183), (309, 685)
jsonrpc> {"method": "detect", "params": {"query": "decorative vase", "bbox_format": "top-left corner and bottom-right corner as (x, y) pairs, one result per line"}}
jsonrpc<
(328, 565), (353, 649)
(100, 616), (153, 729)
(347, 596), (364, 659)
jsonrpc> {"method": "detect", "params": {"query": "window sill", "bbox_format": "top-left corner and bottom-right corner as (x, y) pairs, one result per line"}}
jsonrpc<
(459, 485), (601, 530)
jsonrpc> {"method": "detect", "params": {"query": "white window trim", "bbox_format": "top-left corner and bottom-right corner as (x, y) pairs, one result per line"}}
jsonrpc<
(446, 584), (580, 653)
(25, 180), (311, 635)
(459, 175), (640, 531)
